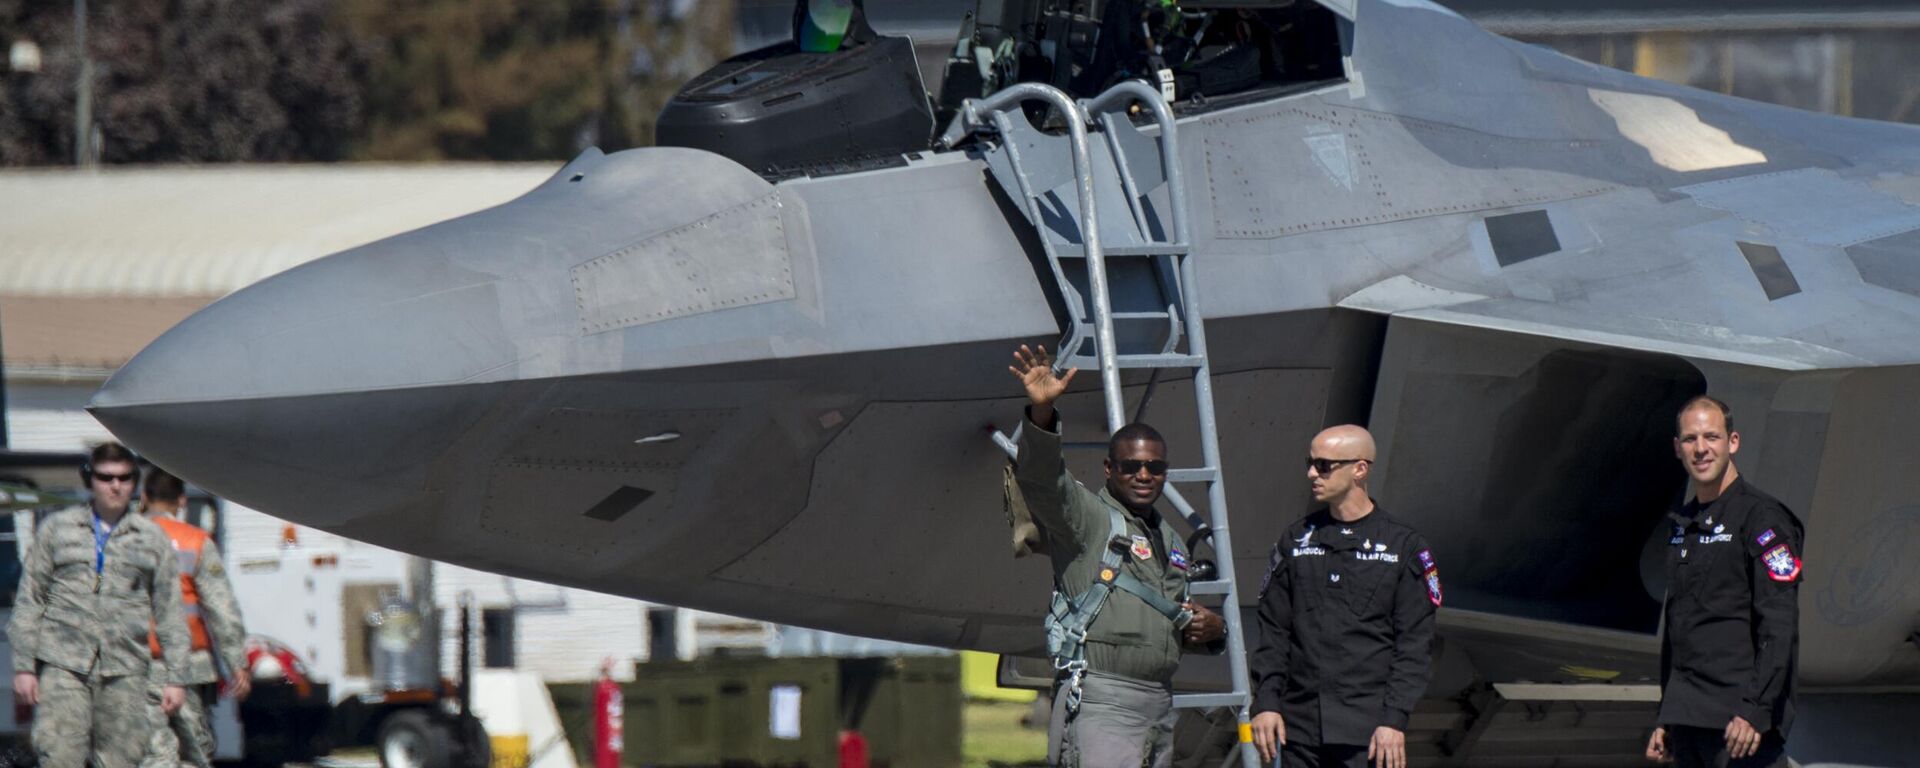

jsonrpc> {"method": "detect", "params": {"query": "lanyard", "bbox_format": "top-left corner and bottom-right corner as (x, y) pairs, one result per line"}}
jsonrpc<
(92, 513), (112, 574)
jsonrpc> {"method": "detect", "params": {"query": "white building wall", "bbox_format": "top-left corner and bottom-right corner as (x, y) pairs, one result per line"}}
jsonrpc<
(5, 382), (113, 453)
(434, 565), (651, 683)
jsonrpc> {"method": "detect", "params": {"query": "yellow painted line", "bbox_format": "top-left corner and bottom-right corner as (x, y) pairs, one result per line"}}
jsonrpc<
(1239, 723), (1254, 742)
(1558, 664), (1622, 681)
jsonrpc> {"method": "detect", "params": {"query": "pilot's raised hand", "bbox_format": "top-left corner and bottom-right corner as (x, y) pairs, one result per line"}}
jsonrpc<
(1009, 344), (1077, 425)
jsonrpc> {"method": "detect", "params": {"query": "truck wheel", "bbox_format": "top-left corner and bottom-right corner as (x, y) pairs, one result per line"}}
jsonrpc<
(2, 740), (37, 768)
(377, 709), (452, 768)
(454, 714), (491, 768)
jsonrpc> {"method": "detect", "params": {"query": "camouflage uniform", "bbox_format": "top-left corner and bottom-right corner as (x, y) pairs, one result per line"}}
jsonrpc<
(7, 506), (191, 768)
(142, 527), (247, 768)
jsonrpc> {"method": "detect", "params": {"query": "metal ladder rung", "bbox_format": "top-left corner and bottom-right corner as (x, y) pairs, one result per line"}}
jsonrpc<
(1187, 580), (1233, 596)
(1067, 353), (1198, 368)
(1172, 693), (1249, 709)
(1054, 243), (1189, 258)
(1110, 311), (1176, 321)
(1166, 467), (1218, 483)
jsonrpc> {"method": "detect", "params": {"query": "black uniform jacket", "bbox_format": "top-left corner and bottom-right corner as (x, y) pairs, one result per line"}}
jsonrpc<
(1659, 476), (1803, 735)
(1251, 506), (1438, 747)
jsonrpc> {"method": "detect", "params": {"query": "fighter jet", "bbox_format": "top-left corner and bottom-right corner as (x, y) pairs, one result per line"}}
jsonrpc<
(90, 0), (1920, 763)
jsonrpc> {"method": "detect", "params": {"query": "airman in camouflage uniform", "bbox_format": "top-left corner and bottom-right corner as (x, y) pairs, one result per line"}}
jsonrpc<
(140, 469), (250, 768)
(9, 444), (191, 768)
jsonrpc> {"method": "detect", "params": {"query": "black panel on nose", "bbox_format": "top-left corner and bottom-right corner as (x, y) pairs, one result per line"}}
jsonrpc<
(585, 486), (654, 521)
(1737, 241), (1801, 301)
(1487, 210), (1561, 267)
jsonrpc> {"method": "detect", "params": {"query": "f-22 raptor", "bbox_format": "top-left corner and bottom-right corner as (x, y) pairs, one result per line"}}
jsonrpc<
(91, 0), (1920, 763)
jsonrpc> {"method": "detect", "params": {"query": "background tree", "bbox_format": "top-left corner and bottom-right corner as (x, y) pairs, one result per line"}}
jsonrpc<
(0, 0), (734, 165)
(339, 0), (732, 161)
(0, 0), (368, 164)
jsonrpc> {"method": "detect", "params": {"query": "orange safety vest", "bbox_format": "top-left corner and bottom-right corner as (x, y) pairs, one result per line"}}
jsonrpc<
(148, 516), (212, 658)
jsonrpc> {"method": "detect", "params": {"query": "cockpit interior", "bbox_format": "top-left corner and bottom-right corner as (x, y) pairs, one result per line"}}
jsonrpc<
(656, 0), (1349, 178)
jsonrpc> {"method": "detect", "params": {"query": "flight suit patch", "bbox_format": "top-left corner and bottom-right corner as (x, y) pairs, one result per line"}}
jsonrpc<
(1756, 528), (1776, 547)
(1169, 550), (1189, 571)
(1425, 570), (1443, 606)
(1762, 544), (1800, 582)
(1130, 535), (1153, 561)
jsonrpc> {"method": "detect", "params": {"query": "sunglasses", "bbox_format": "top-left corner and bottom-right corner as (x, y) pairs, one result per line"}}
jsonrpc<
(93, 471), (137, 485)
(1306, 457), (1365, 474)
(1113, 459), (1169, 477)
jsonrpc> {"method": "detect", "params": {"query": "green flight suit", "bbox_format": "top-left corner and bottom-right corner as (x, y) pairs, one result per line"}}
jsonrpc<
(1015, 412), (1197, 768)
(9, 506), (191, 768)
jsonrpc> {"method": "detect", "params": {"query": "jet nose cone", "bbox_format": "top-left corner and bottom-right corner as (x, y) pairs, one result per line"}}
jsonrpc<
(88, 230), (519, 525)
(91, 146), (781, 529)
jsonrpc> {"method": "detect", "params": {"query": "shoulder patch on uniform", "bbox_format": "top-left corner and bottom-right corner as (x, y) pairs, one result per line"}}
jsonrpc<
(1425, 570), (1443, 606)
(1259, 543), (1283, 595)
(1169, 549), (1189, 571)
(1761, 543), (1800, 583)
(1756, 528), (1776, 547)
(1417, 549), (1436, 572)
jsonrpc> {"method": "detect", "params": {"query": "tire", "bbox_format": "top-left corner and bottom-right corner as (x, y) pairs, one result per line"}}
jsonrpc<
(377, 709), (453, 768)
(1, 738), (37, 768)
(452, 714), (490, 768)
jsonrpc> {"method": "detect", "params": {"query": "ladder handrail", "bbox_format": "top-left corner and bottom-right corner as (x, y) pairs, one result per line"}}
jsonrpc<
(1079, 80), (1190, 247)
(1084, 86), (1260, 768)
(948, 83), (1128, 433)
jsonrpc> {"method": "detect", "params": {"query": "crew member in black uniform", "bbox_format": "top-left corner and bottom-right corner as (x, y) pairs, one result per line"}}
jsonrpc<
(1645, 396), (1802, 768)
(1249, 425), (1437, 768)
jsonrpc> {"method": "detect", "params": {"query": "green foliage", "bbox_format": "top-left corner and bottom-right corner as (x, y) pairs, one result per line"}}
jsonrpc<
(0, 0), (366, 164)
(321, 0), (736, 160)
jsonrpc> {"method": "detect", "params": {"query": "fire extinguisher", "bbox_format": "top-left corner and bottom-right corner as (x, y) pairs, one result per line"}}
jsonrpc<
(592, 659), (623, 768)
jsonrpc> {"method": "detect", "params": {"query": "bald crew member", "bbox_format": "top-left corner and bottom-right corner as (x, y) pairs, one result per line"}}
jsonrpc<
(1249, 425), (1438, 768)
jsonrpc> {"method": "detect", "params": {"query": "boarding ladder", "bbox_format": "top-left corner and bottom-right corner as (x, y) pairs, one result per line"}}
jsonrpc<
(942, 81), (1260, 768)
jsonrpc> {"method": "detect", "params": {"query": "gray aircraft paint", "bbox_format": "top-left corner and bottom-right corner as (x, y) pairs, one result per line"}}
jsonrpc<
(90, 0), (1920, 762)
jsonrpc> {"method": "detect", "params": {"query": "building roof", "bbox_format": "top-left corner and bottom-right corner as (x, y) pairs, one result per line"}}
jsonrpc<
(0, 163), (556, 379)
(0, 163), (556, 297)
(1, 295), (215, 380)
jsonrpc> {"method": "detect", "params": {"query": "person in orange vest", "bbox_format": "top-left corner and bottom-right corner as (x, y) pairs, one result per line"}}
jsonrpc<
(139, 469), (249, 768)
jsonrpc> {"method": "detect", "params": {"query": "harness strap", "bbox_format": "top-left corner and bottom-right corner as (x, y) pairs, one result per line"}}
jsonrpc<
(1054, 507), (1131, 637)
(1113, 572), (1188, 624)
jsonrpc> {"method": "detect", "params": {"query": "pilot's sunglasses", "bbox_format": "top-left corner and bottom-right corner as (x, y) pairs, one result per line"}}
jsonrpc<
(1306, 457), (1365, 474)
(1116, 459), (1169, 476)
(93, 471), (137, 484)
